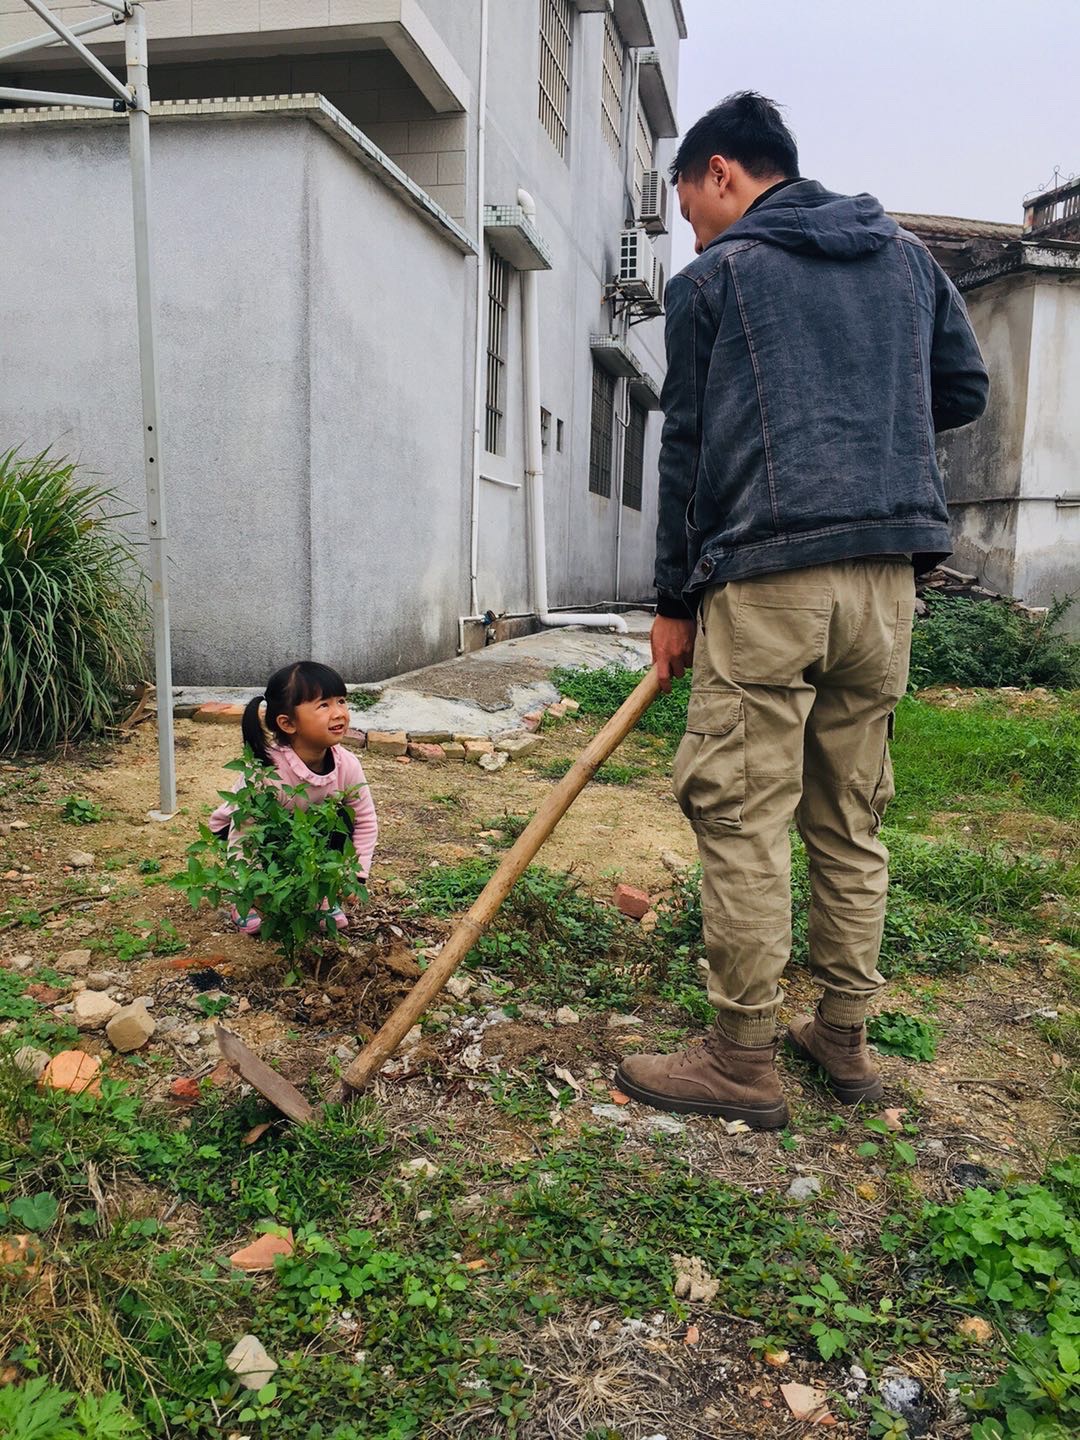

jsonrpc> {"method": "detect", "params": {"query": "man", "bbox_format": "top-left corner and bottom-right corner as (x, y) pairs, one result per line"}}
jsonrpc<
(615, 93), (988, 1129)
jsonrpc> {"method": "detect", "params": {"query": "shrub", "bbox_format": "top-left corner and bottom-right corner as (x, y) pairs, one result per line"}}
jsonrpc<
(0, 449), (148, 753)
(551, 665), (691, 744)
(171, 752), (367, 957)
(911, 594), (1080, 689)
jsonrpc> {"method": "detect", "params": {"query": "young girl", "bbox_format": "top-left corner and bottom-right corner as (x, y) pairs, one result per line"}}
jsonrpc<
(209, 661), (378, 935)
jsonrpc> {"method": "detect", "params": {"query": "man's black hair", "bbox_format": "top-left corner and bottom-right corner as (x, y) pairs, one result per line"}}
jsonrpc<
(669, 91), (798, 184)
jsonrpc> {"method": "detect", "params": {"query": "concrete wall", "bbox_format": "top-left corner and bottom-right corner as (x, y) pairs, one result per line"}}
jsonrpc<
(938, 269), (1080, 627)
(0, 115), (469, 683)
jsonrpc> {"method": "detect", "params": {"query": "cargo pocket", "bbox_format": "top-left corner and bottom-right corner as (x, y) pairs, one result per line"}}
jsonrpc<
(672, 688), (745, 834)
(881, 601), (915, 698)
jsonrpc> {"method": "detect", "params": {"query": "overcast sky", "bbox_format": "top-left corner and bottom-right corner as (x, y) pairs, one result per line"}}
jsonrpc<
(672, 0), (1078, 270)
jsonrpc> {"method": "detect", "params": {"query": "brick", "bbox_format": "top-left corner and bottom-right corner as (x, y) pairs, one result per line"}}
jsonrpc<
(193, 702), (244, 725)
(442, 742), (466, 760)
(463, 741), (494, 764)
(495, 734), (541, 757)
(561, 698), (581, 712)
(614, 884), (651, 920)
(168, 1077), (201, 1104)
(39, 1050), (102, 1097)
(546, 702), (568, 718)
(408, 743), (446, 762)
(408, 730), (453, 744)
(229, 1228), (294, 1272)
(521, 711), (543, 732)
(367, 731), (408, 757)
(342, 728), (367, 749)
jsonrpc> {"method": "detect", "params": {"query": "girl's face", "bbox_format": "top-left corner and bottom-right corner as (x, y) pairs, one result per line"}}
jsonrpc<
(276, 691), (349, 758)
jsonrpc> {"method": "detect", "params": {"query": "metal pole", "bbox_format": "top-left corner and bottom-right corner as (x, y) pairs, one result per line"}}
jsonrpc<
(0, 85), (118, 108)
(0, 12), (118, 65)
(20, 0), (131, 106)
(125, 3), (176, 816)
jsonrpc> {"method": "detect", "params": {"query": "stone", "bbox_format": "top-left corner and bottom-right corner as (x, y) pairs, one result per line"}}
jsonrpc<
(781, 1382), (831, 1423)
(546, 702), (568, 718)
(879, 1373), (925, 1424)
(639, 909), (658, 933)
(614, 884), (651, 919)
(590, 1103), (632, 1124)
(407, 743), (447, 762)
(764, 1348), (790, 1368)
(39, 1050), (102, 1096)
(554, 1006), (579, 1025)
(520, 711), (543, 732)
(25, 983), (64, 1004)
(367, 731), (408, 757)
(66, 851), (95, 869)
(106, 1003), (156, 1054)
(607, 1014), (644, 1028)
(334, 1042), (359, 1063)
(560, 698), (580, 712)
(225, 1334), (279, 1390)
(399, 1157), (439, 1180)
(957, 1316), (993, 1344)
(494, 734), (541, 757)
(9, 954), (33, 971)
(478, 751), (508, 772)
(8, 819), (29, 831)
(442, 742), (466, 760)
(463, 740), (494, 763)
(879, 1107), (905, 1132)
(73, 989), (120, 1031)
(786, 1175), (822, 1203)
(85, 971), (123, 992)
(643, 1113), (686, 1136)
(672, 1253), (720, 1303)
(229, 1229), (294, 1272)
(193, 702), (244, 725)
(445, 974), (474, 1000)
(12, 1046), (51, 1081)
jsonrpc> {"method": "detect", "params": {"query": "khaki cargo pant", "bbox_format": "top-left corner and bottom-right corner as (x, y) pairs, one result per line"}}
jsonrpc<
(673, 558), (916, 1046)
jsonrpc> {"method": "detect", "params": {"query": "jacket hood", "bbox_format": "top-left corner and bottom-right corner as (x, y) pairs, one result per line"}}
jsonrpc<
(709, 180), (900, 260)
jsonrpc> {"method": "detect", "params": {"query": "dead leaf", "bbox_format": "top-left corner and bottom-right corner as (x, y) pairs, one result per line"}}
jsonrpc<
(880, 1107), (905, 1132)
(464, 1259), (487, 1271)
(242, 1123), (271, 1147)
(552, 1064), (583, 1096)
(723, 1118), (751, 1135)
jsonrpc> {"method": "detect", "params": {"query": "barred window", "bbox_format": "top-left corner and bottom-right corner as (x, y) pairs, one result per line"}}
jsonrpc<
(588, 364), (615, 498)
(633, 104), (654, 210)
(622, 400), (646, 511)
(600, 11), (624, 157)
(539, 0), (573, 159)
(484, 250), (510, 455)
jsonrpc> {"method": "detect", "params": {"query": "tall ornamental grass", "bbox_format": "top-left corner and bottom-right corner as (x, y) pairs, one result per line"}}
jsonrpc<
(0, 448), (148, 752)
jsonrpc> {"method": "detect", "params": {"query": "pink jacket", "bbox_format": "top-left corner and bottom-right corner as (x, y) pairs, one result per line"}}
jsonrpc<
(209, 743), (378, 879)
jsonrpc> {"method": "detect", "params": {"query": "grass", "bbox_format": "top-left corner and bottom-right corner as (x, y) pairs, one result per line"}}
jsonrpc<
(534, 756), (646, 785)
(0, 448), (148, 754)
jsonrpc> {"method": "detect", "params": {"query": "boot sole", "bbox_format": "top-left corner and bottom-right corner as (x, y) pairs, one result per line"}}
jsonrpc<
(613, 1065), (790, 1129)
(785, 1031), (884, 1105)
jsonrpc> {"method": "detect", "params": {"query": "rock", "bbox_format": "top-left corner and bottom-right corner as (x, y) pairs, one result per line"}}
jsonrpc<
(520, 711), (543, 732)
(546, 702), (568, 718)
(957, 1316), (993, 1344)
(367, 731), (408, 757)
(672, 1253), (720, 1303)
(781, 1381), (831, 1423)
(57, 949), (91, 974)
(494, 734), (541, 757)
(25, 983), (64, 1004)
(517, 1002), (549, 1022)
(39, 1050), (102, 1097)
(85, 971), (122, 992)
(193, 702), (244, 725)
(878, 1370), (934, 1433)
(764, 1348), (790, 1368)
(386, 877), (409, 896)
(614, 884), (651, 919)
(334, 1043), (359, 1063)
(225, 1334), (279, 1390)
(66, 851), (95, 869)
(786, 1175), (822, 1203)
(639, 909), (658, 933)
(155, 1015), (182, 1035)
(229, 1229), (295, 1272)
(106, 1003), (156, 1054)
(12, 1046), (51, 1081)
(478, 751), (508, 772)
(642, 1113), (686, 1136)
(445, 974), (474, 1000)
(7, 819), (29, 831)
(554, 1006), (579, 1026)
(408, 730), (453, 744)
(73, 990), (120, 1031)
(590, 1103), (632, 1124)
(399, 1157), (439, 1181)
(607, 1013), (644, 1028)
(9, 955), (32, 972)
(560, 698), (580, 712)
(463, 740), (494, 764)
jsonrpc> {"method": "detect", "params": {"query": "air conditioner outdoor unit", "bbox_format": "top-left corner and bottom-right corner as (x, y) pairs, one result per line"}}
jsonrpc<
(619, 228), (656, 299)
(638, 169), (668, 234)
(650, 257), (666, 309)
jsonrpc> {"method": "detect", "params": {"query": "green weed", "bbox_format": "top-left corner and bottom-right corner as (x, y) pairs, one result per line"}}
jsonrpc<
(60, 795), (103, 826)
(867, 1011), (938, 1061)
(551, 666), (691, 746)
(535, 756), (646, 784)
(911, 594), (1080, 689)
(0, 1379), (146, 1440)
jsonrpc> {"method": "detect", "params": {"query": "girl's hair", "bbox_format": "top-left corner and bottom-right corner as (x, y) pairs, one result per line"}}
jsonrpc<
(241, 661), (348, 764)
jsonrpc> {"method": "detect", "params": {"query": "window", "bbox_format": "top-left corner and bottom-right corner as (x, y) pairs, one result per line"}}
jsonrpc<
(556, 417), (564, 452)
(540, 407), (551, 450)
(485, 250), (510, 454)
(600, 12), (624, 157)
(622, 400), (646, 511)
(539, 0), (573, 159)
(633, 103), (654, 211)
(589, 364), (615, 497)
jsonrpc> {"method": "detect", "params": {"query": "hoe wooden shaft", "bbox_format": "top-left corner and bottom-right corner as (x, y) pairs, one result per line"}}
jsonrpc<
(339, 667), (662, 1095)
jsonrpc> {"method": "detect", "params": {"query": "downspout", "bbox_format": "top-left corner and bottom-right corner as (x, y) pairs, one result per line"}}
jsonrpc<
(519, 187), (628, 633)
(613, 48), (641, 605)
(466, 0), (490, 618)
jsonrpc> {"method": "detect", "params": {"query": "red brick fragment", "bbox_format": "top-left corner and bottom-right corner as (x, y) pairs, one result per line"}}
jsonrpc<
(614, 884), (651, 920)
(168, 1077), (201, 1104)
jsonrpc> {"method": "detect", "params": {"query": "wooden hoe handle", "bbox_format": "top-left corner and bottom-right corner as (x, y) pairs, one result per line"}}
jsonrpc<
(340, 666), (662, 1094)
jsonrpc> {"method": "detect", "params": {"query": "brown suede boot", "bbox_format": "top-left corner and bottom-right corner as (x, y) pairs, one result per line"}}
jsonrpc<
(614, 1027), (790, 1129)
(786, 1010), (884, 1104)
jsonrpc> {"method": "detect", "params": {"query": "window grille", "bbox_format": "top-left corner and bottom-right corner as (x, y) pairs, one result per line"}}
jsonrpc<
(539, 0), (573, 158)
(600, 11), (624, 157)
(589, 364), (615, 497)
(633, 104), (654, 210)
(485, 250), (510, 455)
(622, 400), (646, 511)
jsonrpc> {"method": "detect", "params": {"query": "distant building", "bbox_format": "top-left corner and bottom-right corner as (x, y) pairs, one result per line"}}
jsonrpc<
(0, 2), (685, 682)
(895, 177), (1080, 627)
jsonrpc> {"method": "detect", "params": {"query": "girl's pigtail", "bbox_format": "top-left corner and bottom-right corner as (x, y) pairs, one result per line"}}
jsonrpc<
(241, 695), (272, 765)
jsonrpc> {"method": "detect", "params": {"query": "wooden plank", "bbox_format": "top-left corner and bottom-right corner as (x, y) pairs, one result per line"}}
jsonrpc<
(215, 1025), (318, 1125)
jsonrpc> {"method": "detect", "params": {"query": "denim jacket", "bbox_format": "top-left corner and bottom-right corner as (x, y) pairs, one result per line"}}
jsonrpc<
(654, 181), (989, 614)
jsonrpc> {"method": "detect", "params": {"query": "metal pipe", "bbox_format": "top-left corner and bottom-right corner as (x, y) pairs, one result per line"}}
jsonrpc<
(0, 12), (117, 65)
(125, 3), (176, 815)
(20, 0), (131, 105)
(0, 84), (118, 108)
(518, 188), (627, 635)
(467, 0), (489, 616)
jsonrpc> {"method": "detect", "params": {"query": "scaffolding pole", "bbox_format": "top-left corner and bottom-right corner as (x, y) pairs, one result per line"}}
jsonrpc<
(4, 1), (176, 815)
